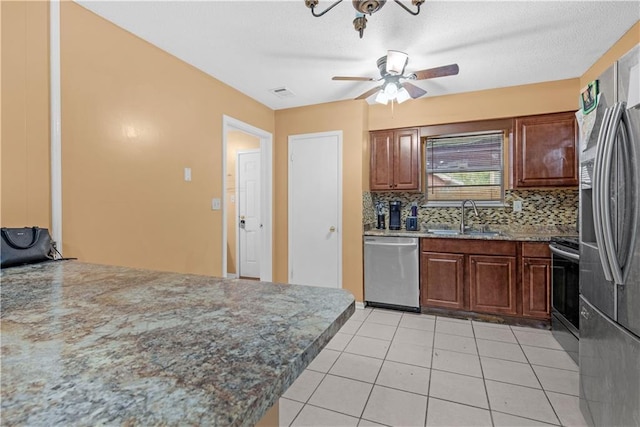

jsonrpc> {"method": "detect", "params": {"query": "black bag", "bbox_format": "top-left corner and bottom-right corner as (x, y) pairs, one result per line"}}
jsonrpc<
(1, 227), (55, 268)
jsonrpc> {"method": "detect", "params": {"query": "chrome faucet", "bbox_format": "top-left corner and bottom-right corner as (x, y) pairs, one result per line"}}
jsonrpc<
(460, 199), (479, 233)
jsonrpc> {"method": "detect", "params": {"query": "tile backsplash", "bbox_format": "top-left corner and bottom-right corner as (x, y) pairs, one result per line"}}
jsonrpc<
(363, 189), (578, 230)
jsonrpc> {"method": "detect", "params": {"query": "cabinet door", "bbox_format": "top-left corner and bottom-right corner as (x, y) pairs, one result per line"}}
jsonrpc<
(522, 257), (551, 319)
(420, 252), (465, 310)
(393, 128), (420, 190)
(370, 131), (394, 190)
(514, 112), (578, 187)
(469, 255), (517, 315)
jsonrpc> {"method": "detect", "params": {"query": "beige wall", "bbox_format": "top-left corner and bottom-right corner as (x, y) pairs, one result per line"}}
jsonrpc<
(60, 2), (274, 276)
(2, 3), (636, 304)
(1, 1), (51, 228)
(580, 21), (640, 87)
(226, 130), (260, 275)
(274, 100), (369, 300)
(369, 78), (580, 131)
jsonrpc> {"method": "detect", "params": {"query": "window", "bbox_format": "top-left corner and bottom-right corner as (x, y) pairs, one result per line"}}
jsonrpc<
(425, 131), (505, 205)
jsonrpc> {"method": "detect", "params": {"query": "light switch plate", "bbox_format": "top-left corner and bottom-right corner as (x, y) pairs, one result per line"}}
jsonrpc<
(184, 167), (192, 182)
(513, 200), (523, 212)
(211, 198), (221, 210)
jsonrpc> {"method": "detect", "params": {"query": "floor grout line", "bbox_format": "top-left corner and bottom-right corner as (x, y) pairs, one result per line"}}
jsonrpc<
(469, 319), (496, 427)
(300, 309), (578, 427)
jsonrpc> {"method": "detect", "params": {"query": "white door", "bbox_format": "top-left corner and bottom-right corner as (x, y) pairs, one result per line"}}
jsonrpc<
(238, 150), (261, 278)
(288, 131), (342, 288)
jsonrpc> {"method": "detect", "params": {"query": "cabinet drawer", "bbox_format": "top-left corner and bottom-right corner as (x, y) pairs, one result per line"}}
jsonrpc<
(522, 242), (551, 258)
(422, 238), (516, 256)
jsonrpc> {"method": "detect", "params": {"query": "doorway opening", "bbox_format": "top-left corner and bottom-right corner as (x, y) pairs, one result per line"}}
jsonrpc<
(222, 116), (272, 281)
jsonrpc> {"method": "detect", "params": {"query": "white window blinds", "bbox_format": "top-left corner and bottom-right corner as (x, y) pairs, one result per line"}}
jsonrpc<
(425, 132), (504, 203)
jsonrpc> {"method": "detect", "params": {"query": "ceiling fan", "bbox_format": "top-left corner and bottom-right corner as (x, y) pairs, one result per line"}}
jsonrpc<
(332, 50), (459, 104)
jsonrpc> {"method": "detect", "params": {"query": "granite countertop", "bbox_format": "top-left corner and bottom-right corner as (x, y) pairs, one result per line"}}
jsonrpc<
(0, 261), (354, 426)
(364, 225), (578, 242)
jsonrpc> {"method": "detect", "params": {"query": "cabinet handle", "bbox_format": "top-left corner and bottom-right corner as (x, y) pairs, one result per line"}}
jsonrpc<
(389, 184), (393, 188)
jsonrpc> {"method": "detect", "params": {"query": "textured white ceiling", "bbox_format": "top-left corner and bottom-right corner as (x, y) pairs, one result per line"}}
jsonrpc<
(76, 1), (639, 110)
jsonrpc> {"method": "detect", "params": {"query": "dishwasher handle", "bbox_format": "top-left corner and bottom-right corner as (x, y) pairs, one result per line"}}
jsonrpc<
(364, 241), (417, 248)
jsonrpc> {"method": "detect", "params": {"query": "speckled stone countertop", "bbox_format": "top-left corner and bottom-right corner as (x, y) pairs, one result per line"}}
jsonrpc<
(1, 261), (354, 426)
(364, 225), (578, 242)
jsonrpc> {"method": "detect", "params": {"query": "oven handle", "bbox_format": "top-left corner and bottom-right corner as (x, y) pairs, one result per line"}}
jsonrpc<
(549, 245), (580, 261)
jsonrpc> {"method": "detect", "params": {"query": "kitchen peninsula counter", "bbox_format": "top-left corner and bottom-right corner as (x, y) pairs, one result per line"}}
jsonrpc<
(1, 261), (354, 426)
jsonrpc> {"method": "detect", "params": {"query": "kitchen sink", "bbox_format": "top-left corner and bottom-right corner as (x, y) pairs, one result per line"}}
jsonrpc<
(426, 228), (503, 237)
(465, 230), (503, 237)
(426, 229), (461, 236)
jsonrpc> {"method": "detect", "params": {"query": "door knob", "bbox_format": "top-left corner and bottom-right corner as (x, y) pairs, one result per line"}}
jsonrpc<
(329, 226), (336, 232)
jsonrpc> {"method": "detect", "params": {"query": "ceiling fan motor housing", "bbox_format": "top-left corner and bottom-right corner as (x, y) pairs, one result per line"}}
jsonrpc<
(353, 0), (386, 15)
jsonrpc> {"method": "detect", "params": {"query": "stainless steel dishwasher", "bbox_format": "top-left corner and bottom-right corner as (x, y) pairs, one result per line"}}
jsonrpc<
(364, 236), (420, 311)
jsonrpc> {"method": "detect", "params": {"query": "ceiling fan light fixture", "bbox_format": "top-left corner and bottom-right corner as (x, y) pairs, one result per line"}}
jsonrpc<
(353, 0), (386, 15)
(304, 0), (424, 38)
(396, 87), (411, 103)
(386, 50), (408, 75)
(375, 91), (389, 105)
(383, 82), (398, 97)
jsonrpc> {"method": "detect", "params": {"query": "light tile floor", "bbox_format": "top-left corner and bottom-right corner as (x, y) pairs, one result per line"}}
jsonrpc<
(280, 307), (588, 427)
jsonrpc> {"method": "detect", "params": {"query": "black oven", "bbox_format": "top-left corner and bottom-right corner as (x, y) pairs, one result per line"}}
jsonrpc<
(549, 236), (580, 363)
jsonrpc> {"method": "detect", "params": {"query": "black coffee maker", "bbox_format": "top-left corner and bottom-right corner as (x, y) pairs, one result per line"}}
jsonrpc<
(389, 201), (402, 230)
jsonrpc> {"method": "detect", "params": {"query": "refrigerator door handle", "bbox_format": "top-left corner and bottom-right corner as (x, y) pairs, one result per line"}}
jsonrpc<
(619, 107), (639, 285)
(600, 102), (625, 286)
(593, 106), (615, 282)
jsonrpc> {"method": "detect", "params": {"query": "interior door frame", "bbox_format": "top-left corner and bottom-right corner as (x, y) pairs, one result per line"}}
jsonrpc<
(235, 149), (261, 278)
(222, 115), (272, 281)
(287, 130), (343, 288)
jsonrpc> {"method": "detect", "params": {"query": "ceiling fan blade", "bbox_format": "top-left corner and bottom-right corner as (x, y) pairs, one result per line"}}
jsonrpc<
(412, 63), (460, 80)
(355, 86), (383, 100)
(332, 76), (376, 81)
(401, 82), (427, 99)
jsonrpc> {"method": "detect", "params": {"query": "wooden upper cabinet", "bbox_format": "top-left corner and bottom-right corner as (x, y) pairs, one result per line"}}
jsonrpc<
(514, 112), (578, 187)
(370, 131), (394, 190)
(393, 128), (421, 190)
(370, 128), (420, 191)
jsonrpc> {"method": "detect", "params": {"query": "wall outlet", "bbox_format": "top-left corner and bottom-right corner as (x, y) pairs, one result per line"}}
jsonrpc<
(513, 200), (523, 212)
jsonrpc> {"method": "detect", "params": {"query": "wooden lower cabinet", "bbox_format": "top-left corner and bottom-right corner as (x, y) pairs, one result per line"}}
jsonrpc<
(522, 257), (552, 319)
(420, 239), (551, 320)
(469, 255), (517, 315)
(420, 252), (465, 310)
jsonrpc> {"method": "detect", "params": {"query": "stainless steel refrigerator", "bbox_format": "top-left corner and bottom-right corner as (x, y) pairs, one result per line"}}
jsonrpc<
(579, 44), (640, 426)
